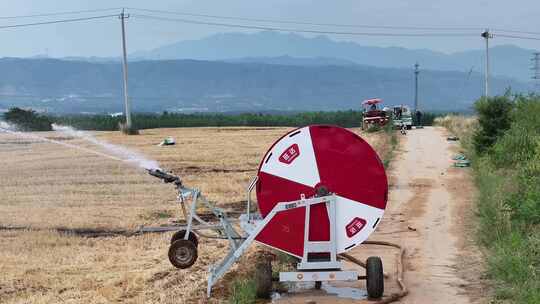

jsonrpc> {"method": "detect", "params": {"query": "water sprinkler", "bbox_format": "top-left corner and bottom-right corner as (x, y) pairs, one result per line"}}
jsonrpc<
(143, 125), (388, 299)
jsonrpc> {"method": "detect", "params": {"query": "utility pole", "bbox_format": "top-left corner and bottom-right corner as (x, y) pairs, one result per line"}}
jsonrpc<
(531, 52), (540, 92)
(414, 63), (419, 113)
(120, 9), (132, 129)
(481, 29), (492, 98)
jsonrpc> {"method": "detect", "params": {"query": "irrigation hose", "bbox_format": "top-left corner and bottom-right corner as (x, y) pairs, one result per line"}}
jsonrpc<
(339, 240), (408, 304)
(338, 252), (389, 278)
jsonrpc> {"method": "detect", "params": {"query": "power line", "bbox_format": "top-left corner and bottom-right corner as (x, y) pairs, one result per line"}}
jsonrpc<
(0, 6), (538, 38)
(132, 14), (477, 37)
(0, 14), (118, 30)
(493, 33), (540, 41)
(0, 7), (538, 38)
(128, 7), (483, 31)
(491, 28), (540, 36)
(0, 94), (188, 101)
(125, 8), (540, 37)
(0, 8), (121, 20)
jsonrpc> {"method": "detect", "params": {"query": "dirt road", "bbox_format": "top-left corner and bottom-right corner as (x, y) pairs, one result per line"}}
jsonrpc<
(276, 127), (486, 303)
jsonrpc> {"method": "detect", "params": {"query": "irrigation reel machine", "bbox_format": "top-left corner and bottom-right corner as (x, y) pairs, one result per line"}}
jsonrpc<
(144, 125), (389, 298)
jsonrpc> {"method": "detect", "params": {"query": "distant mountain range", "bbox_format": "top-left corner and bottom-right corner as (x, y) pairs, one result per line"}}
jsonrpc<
(131, 31), (539, 82)
(224, 55), (358, 67)
(0, 57), (531, 114)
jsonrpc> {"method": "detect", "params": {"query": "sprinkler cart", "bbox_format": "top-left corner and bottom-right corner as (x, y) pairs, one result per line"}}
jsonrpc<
(143, 125), (388, 298)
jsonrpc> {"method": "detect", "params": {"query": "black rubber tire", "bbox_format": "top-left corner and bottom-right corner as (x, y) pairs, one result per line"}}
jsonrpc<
(170, 230), (198, 247)
(254, 259), (273, 298)
(366, 256), (384, 299)
(407, 125), (412, 130)
(315, 281), (322, 290)
(168, 239), (198, 269)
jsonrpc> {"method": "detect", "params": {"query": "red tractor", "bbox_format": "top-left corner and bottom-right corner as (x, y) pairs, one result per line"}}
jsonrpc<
(361, 98), (389, 130)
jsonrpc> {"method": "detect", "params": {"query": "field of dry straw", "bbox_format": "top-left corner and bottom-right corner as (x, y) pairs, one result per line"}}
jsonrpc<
(0, 127), (385, 303)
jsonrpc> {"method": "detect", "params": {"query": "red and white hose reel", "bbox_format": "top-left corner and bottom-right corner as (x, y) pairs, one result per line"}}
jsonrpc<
(256, 125), (387, 257)
(147, 125), (388, 298)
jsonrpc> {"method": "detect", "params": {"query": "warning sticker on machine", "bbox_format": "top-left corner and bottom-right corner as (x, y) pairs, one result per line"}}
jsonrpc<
(345, 217), (366, 238)
(279, 144), (300, 164)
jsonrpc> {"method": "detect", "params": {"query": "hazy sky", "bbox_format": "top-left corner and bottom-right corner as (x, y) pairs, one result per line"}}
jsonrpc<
(0, 0), (539, 57)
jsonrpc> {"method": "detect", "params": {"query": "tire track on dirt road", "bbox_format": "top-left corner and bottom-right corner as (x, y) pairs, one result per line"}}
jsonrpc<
(388, 127), (486, 304)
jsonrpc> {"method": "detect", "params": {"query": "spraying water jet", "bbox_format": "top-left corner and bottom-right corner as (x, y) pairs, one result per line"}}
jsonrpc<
(0, 121), (160, 170)
(52, 124), (160, 170)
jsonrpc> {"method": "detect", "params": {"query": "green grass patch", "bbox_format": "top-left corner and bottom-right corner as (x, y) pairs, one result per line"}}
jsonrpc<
(450, 94), (540, 304)
(382, 122), (398, 169)
(228, 278), (258, 304)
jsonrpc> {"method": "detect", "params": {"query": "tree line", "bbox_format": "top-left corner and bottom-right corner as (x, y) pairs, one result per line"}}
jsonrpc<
(48, 111), (441, 131)
(2, 107), (442, 131)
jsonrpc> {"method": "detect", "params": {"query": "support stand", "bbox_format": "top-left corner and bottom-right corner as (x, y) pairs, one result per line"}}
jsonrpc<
(207, 194), (358, 296)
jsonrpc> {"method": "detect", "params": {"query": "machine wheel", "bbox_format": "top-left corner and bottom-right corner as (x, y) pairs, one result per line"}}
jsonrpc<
(168, 239), (198, 269)
(366, 256), (384, 299)
(407, 125), (412, 130)
(315, 281), (322, 290)
(170, 229), (198, 247)
(254, 259), (273, 298)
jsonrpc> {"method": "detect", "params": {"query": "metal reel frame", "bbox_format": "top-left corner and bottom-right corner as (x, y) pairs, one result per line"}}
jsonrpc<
(143, 173), (383, 298)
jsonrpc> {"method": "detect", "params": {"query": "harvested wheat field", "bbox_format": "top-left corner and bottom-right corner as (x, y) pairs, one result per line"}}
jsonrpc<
(0, 127), (386, 304)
